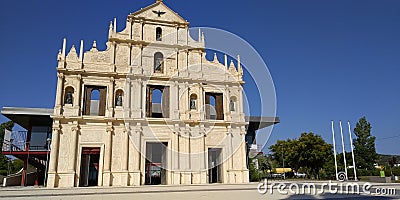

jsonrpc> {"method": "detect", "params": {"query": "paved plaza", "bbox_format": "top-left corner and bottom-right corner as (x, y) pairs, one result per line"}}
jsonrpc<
(0, 181), (399, 199)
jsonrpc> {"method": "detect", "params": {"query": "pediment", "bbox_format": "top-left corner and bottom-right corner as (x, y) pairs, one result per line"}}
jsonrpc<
(129, 2), (188, 25)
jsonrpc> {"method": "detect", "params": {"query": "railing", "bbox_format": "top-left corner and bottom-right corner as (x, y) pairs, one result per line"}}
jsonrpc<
(2, 131), (27, 152)
(2, 131), (49, 152)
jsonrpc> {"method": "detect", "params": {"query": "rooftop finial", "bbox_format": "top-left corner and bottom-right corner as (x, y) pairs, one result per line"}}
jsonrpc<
(113, 18), (117, 33)
(92, 40), (97, 49)
(213, 53), (219, 63)
(224, 54), (228, 68)
(79, 40), (84, 62)
(237, 55), (243, 77)
(198, 28), (201, 42)
(108, 21), (113, 38)
(62, 38), (67, 59)
(156, 0), (163, 3)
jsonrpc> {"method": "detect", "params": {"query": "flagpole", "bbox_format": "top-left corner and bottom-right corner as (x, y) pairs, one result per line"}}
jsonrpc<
(348, 121), (358, 181)
(339, 121), (348, 180)
(331, 121), (339, 181)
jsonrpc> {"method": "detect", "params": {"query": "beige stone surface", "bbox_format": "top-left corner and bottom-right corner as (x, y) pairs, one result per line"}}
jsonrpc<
(48, 0), (247, 188)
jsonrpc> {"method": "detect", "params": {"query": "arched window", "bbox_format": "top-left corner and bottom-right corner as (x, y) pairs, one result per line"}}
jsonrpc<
(209, 95), (216, 120)
(154, 52), (164, 73)
(205, 93), (223, 120)
(64, 86), (74, 105)
(146, 85), (170, 118)
(83, 86), (106, 116)
(115, 90), (124, 107)
(190, 94), (197, 110)
(90, 89), (100, 116)
(152, 88), (163, 118)
(230, 97), (237, 112)
(156, 27), (162, 41)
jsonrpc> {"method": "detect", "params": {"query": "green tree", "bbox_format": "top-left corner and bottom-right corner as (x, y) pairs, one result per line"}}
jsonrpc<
(270, 132), (333, 179)
(269, 139), (300, 171)
(353, 117), (377, 170)
(297, 133), (333, 178)
(11, 159), (24, 173)
(0, 154), (11, 175)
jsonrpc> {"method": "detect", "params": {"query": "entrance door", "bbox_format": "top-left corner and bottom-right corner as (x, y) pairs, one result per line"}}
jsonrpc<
(208, 148), (222, 183)
(145, 142), (168, 185)
(79, 147), (100, 187)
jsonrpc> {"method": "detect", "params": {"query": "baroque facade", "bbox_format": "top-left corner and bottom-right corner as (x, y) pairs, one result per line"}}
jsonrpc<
(47, 0), (249, 187)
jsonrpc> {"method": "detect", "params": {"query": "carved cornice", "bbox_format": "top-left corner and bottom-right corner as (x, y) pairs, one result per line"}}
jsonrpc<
(108, 37), (204, 51)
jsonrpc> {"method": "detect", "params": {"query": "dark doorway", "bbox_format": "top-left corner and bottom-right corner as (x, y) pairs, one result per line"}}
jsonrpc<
(79, 148), (100, 187)
(145, 142), (168, 185)
(208, 148), (222, 183)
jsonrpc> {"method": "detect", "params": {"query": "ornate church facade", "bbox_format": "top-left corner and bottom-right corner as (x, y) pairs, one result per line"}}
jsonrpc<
(47, 0), (249, 187)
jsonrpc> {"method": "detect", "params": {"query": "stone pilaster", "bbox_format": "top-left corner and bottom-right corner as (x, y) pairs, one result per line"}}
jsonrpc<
(103, 126), (113, 186)
(54, 73), (64, 115)
(73, 74), (82, 116)
(124, 78), (131, 118)
(46, 125), (61, 188)
(121, 125), (130, 186)
(106, 77), (115, 118)
(69, 125), (79, 186)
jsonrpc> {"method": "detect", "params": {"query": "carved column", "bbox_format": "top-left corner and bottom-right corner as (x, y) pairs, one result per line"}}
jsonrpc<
(121, 125), (130, 186)
(241, 126), (249, 183)
(124, 78), (131, 118)
(141, 81), (146, 118)
(49, 126), (61, 173)
(131, 79), (141, 118)
(201, 125), (207, 184)
(107, 77), (115, 118)
(128, 18), (133, 39)
(134, 124), (143, 186)
(69, 125), (79, 186)
(171, 81), (179, 119)
(239, 87), (244, 118)
(74, 74), (82, 115)
(133, 124), (142, 169)
(46, 125), (61, 187)
(241, 127), (247, 169)
(54, 73), (64, 115)
(103, 126), (113, 186)
(123, 128), (130, 171)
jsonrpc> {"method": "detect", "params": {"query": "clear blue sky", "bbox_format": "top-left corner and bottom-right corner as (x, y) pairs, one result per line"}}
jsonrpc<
(0, 0), (399, 155)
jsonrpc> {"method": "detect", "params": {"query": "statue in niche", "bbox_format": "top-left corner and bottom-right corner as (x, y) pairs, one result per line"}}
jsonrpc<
(116, 94), (123, 106)
(65, 92), (73, 104)
(230, 100), (235, 111)
(190, 99), (196, 110)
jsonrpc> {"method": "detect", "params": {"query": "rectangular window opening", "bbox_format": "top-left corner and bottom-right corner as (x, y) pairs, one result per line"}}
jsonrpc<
(83, 86), (107, 116)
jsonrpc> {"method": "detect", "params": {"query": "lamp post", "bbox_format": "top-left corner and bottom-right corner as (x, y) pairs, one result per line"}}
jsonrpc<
(44, 138), (51, 187)
(282, 145), (285, 180)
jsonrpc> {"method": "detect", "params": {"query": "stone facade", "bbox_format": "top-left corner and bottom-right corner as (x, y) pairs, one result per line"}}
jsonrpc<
(47, 0), (248, 187)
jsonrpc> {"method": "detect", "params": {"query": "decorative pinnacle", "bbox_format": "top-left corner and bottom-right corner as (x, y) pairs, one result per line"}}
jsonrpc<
(213, 53), (219, 63)
(92, 41), (97, 49)
(79, 40), (84, 61)
(224, 54), (228, 68)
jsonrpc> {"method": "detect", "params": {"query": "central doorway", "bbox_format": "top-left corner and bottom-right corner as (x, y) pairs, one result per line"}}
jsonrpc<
(208, 148), (222, 183)
(79, 147), (100, 187)
(145, 142), (168, 185)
